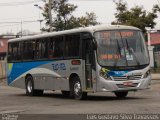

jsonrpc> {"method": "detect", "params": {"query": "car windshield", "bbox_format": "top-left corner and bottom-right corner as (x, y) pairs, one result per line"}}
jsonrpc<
(94, 30), (149, 67)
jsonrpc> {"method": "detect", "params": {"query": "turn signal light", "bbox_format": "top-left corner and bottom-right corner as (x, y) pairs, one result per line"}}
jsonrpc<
(71, 60), (81, 65)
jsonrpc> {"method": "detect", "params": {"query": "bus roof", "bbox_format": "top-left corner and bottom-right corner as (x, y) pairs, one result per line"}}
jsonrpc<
(9, 24), (140, 42)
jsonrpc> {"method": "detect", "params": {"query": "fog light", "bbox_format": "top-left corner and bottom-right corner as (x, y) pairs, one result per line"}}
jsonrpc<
(143, 70), (151, 78)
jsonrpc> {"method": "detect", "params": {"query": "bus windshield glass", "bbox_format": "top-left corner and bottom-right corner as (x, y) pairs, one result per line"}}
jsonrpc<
(94, 30), (149, 67)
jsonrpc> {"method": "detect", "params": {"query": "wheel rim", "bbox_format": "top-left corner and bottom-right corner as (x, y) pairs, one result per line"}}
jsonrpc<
(27, 80), (32, 93)
(74, 81), (81, 96)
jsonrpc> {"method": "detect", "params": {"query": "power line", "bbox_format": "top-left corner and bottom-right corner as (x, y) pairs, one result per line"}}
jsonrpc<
(69, 0), (114, 1)
(0, 24), (19, 28)
(0, 16), (39, 21)
(0, 0), (43, 7)
(0, 20), (42, 24)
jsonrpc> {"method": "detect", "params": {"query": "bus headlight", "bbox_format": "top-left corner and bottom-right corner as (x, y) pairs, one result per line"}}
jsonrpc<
(99, 68), (112, 80)
(143, 70), (151, 78)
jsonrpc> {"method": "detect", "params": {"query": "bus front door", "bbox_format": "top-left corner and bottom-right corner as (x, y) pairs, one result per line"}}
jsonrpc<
(85, 40), (93, 89)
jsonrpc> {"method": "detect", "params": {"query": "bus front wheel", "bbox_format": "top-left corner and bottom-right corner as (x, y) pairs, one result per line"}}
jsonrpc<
(25, 76), (43, 96)
(71, 77), (87, 100)
(114, 91), (128, 98)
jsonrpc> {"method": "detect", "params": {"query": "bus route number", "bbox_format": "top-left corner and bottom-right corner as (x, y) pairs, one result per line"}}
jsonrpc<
(52, 63), (66, 71)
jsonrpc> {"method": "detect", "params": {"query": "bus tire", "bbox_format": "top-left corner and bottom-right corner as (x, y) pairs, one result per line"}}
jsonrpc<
(114, 91), (128, 98)
(25, 76), (37, 96)
(71, 77), (87, 100)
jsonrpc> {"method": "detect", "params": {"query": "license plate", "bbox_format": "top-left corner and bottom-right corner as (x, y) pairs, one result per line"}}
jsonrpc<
(123, 81), (133, 86)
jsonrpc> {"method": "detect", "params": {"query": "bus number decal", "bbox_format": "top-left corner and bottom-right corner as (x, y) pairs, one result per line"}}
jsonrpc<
(52, 63), (66, 71)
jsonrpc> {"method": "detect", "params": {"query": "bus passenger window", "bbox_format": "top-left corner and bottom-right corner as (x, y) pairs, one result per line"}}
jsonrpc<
(54, 37), (64, 58)
(17, 42), (23, 61)
(7, 43), (13, 62)
(65, 34), (80, 58)
(48, 39), (55, 58)
(34, 40), (41, 59)
(49, 36), (64, 59)
(12, 43), (18, 61)
(41, 39), (48, 59)
(23, 41), (35, 60)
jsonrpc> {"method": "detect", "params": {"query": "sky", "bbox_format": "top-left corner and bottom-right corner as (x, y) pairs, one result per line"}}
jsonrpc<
(0, 0), (160, 35)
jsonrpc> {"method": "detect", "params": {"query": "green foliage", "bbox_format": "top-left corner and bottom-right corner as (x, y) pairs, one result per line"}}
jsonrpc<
(112, 0), (159, 33)
(42, 0), (99, 32)
(153, 4), (160, 13)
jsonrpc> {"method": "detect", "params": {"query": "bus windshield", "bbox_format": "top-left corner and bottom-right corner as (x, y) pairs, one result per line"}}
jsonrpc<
(94, 30), (149, 68)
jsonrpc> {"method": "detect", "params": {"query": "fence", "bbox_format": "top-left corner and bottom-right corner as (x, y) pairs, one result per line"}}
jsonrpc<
(0, 61), (6, 79)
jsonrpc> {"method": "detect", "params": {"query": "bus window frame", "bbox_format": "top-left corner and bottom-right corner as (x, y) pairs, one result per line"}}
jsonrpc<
(7, 32), (94, 63)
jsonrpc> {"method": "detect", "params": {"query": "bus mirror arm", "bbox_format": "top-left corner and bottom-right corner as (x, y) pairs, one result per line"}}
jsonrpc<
(92, 38), (97, 50)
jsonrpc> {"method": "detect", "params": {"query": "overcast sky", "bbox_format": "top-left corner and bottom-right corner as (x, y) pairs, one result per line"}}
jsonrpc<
(0, 0), (160, 34)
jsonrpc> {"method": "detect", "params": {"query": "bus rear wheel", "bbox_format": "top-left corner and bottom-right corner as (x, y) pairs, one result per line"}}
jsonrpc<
(114, 91), (128, 98)
(25, 76), (43, 96)
(71, 77), (87, 100)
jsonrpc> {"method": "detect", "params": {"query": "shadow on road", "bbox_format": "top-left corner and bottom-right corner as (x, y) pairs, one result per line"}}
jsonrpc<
(13, 92), (146, 101)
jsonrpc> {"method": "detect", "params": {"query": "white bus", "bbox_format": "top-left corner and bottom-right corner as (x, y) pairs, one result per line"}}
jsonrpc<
(7, 25), (151, 100)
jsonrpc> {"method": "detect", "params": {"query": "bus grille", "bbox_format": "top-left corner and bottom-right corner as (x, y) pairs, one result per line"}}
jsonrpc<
(116, 83), (139, 88)
(112, 75), (142, 81)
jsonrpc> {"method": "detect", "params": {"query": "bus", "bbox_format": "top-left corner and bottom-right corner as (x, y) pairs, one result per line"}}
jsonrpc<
(7, 25), (151, 100)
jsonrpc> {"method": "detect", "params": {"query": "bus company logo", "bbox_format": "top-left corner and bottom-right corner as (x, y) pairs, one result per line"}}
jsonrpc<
(52, 63), (66, 71)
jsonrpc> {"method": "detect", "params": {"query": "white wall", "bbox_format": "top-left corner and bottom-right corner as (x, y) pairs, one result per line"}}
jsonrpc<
(148, 46), (154, 68)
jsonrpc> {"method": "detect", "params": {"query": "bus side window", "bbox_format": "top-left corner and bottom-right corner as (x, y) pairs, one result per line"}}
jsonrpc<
(8, 43), (12, 62)
(23, 40), (35, 61)
(54, 36), (64, 58)
(12, 42), (18, 61)
(65, 34), (80, 58)
(17, 42), (23, 61)
(48, 38), (55, 59)
(41, 38), (48, 59)
(34, 40), (40, 59)
(48, 36), (64, 59)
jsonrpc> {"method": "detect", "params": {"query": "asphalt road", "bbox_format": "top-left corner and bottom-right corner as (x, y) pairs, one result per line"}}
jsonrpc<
(0, 80), (160, 120)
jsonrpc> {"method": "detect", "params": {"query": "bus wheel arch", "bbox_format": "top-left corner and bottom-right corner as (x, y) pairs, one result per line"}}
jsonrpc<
(25, 74), (43, 96)
(25, 74), (35, 96)
(69, 73), (78, 90)
(69, 73), (87, 100)
(25, 74), (32, 82)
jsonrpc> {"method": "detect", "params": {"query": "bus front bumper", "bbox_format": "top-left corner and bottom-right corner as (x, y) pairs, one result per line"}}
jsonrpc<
(97, 75), (151, 92)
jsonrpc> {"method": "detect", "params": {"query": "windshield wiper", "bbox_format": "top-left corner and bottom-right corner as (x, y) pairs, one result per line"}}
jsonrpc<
(125, 39), (141, 68)
(113, 39), (121, 67)
(121, 38), (128, 66)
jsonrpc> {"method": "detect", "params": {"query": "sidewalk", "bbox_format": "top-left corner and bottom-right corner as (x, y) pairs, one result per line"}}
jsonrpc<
(151, 73), (160, 80)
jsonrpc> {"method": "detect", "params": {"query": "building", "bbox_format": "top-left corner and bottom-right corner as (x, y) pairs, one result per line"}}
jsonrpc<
(0, 35), (16, 60)
(150, 30), (160, 69)
(0, 33), (39, 61)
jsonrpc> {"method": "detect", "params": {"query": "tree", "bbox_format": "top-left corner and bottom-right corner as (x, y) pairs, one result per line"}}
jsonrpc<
(112, 0), (158, 33)
(153, 4), (160, 13)
(77, 12), (99, 27)
(42, 0), (99, 32)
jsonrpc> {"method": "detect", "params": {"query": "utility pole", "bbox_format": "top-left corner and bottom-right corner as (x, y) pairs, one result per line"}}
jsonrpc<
(21, 21), (23, 37)
(157, 0), (160, 7)
(145, 27), (155, 68)
(49, 0), (52, 32)
(34, 4), (44, 32)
